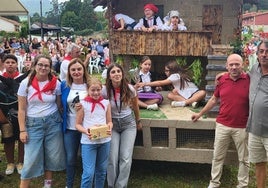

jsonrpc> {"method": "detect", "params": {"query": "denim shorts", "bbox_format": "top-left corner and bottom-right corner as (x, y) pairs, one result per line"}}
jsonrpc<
(21, 110), (66, 179)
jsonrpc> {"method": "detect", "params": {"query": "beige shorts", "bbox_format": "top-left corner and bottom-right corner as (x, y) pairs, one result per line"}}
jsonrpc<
(248, 133), (268, 163)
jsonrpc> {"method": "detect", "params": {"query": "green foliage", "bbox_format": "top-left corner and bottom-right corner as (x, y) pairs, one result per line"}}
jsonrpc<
(131, 58), (139, 69)
(61, 11), (80, 30)
(0, 31), (20, 39)
(115, 55), (124, 65)
(78, 0), (96, 30)
(45, 0), (61, 26)
(75, 29), (94, 36)
(188, 59), (203, 87)
(58, 0), (105, 35)
(230, 37), (243, 55)
(175, 57), (203, 87)
(31, 12), (41, 23)
(175, 57), (187, 67)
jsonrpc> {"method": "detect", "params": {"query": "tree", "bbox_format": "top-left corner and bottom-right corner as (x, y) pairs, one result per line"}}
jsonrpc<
(78, 0), (96, 30)
(61, 0), (82, 17)
(259, 0), (268, 9)
(45, 0), (60, 26)
(61, 11), (80, 31)
(20, 21), (29, 38)
(31, 12), (41, 23)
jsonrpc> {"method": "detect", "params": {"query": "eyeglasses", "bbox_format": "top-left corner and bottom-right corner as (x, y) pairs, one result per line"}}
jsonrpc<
(36, 63), (50, 69)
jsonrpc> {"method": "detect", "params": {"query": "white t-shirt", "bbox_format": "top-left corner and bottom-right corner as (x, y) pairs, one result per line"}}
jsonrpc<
(102, 84), (136, 118)
(17, 77), (61, 117)
(115, 13), (135, 25)
(59, 59), (70, 81)
(168, 73), (198, 99)
(80, 98), (111, 144)
(67, 83), (88, 130)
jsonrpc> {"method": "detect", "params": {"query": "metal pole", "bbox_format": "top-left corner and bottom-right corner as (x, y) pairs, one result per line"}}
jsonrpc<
(40, 0), (44, 40)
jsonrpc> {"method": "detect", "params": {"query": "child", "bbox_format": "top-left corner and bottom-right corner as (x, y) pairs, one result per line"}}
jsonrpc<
(137, 60), (206, 108)
(76, 77), (113, 188)
(132, 56), (163, 110)
(134, 3), (163, 32)
(113, 13), (137, 30)
(163, 10), (187, 31)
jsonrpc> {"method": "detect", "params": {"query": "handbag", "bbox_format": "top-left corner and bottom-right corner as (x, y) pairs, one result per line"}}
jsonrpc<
(0, 109), (8, 124)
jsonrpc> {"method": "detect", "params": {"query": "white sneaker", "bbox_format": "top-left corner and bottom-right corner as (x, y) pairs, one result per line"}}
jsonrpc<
(171, 101), (186, 107)
(147, 104), (159, 110)
(191, 102), (198, 108)
(5, 163), (15, 175)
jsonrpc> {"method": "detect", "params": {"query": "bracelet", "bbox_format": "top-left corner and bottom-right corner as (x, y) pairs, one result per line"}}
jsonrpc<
(20, 130), (26, 133)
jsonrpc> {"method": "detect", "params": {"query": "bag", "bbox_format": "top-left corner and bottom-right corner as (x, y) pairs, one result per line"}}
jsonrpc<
(0, 123), (13, 139)
(0, 109), (8, 124)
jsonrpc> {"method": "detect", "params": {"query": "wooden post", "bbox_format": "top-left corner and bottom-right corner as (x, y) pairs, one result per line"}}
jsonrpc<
(107, 0), (114, 64)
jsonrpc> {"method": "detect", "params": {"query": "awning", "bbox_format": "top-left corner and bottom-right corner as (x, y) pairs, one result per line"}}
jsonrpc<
(0, 0), (28, 16)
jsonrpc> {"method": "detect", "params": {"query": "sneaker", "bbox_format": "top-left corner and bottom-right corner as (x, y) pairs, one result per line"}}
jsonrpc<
(5, 163), (15, 175)
(191, 102), (198, 108)
(16, 163), (23, 174)
(171, 101), (186, 107)
(147, 104), (159, 110)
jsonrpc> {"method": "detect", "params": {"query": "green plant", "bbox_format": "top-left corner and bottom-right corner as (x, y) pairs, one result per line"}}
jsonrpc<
(115, 55), (123, 65)
(188, 59), (203, 87)
(175, 57), (187, 67)
(131, 58), (139, 69)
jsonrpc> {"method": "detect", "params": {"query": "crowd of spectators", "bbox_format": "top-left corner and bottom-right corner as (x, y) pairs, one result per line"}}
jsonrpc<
(0, 36), (110, 75)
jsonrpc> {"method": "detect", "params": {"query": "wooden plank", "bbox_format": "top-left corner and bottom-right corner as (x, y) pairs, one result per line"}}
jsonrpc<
(145, 33), (155, 55)
(167, 32), (176, 56)
(154, 32), (162, 55)
(111, 31), (212, 56)
(139, 31), (146, 55)
(193, 32), (201, 56)
(126, 31), (137, 55)
(160, 32), (167, 55)
(176, 32), (182, 55)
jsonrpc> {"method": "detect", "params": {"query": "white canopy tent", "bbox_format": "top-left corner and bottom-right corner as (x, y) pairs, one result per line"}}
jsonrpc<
(0, 0), (28, 16)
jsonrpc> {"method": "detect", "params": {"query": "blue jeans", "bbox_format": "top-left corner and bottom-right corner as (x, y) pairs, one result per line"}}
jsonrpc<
(107, 114), (137, 188)
(64, 129), (81, 188)
(21, 111), (65, 179)
(81, 141), (111, 188)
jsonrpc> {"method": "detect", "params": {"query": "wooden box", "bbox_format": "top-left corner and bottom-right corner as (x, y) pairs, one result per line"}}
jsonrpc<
(88, 124), (109, 140)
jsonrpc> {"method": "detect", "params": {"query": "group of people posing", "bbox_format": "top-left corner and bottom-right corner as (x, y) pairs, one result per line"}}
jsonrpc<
(0, 52), (141, 188)
(0, 38), (208, 188)
(113, 3), (187, 32)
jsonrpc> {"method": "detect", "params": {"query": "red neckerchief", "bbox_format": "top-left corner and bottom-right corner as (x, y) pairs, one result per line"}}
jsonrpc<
(84, 96), (105, 113)
(29, 76), (57, 101)
(64, 55), (72, 61)
(2, 71), (19, 78)
(114, 87), (120, 100)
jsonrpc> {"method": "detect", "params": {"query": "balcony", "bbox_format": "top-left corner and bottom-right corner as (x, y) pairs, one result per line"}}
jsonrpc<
(110, 30), (212, 57)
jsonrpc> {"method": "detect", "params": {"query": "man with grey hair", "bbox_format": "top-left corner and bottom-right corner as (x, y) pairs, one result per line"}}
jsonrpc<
(59, 43), (80, 81)
(247, 40), (268, 188)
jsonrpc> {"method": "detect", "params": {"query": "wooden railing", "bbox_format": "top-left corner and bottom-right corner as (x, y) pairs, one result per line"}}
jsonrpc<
(110, 30), (212, 56)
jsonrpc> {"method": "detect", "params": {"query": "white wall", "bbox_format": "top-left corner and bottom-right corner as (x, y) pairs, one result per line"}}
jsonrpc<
(0, 19), (16, 32)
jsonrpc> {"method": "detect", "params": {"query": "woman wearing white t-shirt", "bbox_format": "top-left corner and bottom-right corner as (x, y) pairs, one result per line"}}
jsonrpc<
(61, 58), (90, 188)
(18, 55), (65, 188)
(137, 60), (206, 107)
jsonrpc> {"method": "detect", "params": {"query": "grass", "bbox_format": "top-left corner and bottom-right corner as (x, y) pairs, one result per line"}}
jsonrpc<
(140, 109), (167, 119)
(0, 143), (260, 188)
